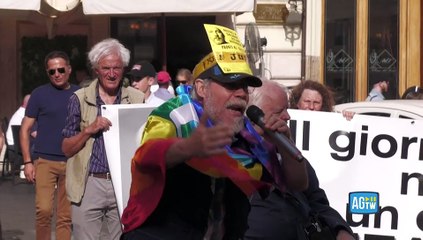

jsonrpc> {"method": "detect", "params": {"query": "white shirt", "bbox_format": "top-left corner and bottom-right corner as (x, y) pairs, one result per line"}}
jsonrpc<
(6, 106), (25, 145)
(145, 93), (166, 107)
(151, 84), (175, 96)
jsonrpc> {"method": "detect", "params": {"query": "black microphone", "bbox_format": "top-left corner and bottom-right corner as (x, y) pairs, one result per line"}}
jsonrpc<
(246, 105), (305, 162)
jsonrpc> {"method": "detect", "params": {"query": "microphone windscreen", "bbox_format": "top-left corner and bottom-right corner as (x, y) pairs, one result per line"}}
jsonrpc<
(246, 105), (264, 125)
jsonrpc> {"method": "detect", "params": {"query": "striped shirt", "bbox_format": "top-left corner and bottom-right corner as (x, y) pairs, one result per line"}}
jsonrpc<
(62, 86), (122, 173)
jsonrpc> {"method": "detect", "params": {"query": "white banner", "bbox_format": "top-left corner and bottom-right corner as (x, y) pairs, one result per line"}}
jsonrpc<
(103, 105), (423, 238)
(102, 103), (155, 218)
(288, 109), (423, 239)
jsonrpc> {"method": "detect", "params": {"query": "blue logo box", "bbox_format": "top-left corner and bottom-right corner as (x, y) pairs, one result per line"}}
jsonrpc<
(349, 192), (379, 214)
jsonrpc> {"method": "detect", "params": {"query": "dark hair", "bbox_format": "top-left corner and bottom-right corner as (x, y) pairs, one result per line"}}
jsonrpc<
(44, 51), (70, 69)
(290, 80), (335, 112)
(401, 86), (423, 99)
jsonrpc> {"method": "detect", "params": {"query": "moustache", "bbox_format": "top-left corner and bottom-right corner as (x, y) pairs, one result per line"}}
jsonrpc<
(225, 100), (247, 112)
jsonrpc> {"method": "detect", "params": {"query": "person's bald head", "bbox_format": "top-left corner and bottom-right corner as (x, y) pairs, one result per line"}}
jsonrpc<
(249, 79), (289, 109)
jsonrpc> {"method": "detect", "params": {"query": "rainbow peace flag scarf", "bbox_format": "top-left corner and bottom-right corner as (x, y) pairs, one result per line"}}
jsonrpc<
(121, 86), (284, 232)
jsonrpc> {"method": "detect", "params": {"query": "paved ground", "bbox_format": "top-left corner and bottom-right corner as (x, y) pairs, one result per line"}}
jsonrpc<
(0, 176), (111, 240)
(0, 178), (36, 240)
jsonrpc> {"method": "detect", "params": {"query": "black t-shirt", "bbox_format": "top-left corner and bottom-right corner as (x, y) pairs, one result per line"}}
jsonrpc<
(124, 131), (264, 240)
(135, 163), (250, 240)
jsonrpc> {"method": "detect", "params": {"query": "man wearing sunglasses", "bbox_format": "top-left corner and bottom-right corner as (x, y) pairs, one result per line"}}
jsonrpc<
(20, 50), (80, 240)
(175, 68), (193, 86)
(121, 51), (308, 239)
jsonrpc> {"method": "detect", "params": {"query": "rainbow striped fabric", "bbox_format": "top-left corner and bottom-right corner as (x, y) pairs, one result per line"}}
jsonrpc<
(121, 86), (284, 232)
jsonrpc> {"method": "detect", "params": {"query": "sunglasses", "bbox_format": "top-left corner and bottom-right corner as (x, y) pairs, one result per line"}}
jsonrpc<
(48, 67), (66, 76)
(177, 80), (188, 85)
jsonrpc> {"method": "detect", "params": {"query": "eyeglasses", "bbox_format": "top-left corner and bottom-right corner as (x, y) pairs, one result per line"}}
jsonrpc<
(48, 67), (66, 76)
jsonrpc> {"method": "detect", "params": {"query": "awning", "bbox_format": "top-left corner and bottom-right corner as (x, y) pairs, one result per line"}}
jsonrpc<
(0, 0), (255, 16)
(0, 0), (40, 11)
(82, 0), (255, 15)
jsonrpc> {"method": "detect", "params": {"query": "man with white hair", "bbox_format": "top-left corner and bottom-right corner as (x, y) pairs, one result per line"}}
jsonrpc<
(62, 38), (144, 240)
(120, 53), (308, 239)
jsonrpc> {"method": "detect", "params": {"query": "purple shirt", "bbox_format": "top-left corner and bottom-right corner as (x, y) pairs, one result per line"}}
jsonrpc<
(62, 85), (121, 173)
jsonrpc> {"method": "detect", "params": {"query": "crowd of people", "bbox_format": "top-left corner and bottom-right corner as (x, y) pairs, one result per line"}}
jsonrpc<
(1, 23), (422, 240)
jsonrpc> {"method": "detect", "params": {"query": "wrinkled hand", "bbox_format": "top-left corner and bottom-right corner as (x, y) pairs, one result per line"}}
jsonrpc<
(85, 116), (112, 135)
(261, 112), (291, 139)
(24, 163), (36, 183)
(186, 112), (234, 158)
(337, 229), (356, 240)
